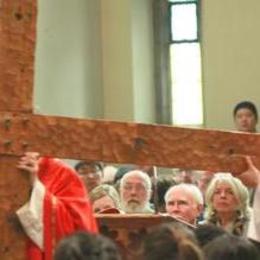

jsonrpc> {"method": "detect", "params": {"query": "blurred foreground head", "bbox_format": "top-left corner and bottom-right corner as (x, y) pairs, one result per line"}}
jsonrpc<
(143, 222), (203, 260)
(54, 231), (121, 260)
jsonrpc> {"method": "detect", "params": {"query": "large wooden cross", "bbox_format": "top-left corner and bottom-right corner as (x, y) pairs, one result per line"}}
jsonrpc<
(1, 1), (260, 259)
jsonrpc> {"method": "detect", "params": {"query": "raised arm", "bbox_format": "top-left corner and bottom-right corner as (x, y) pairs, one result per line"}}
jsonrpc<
(236, 156), (260, 188)
(237, 156), (260, 242)
(16, 152), (45, 250)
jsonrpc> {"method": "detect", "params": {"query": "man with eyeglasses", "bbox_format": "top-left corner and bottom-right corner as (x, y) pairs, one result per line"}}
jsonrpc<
(75, 161), (103, 192)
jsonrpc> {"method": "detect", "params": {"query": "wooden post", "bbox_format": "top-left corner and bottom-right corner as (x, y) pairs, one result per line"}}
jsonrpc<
(0, 1), (36, 259)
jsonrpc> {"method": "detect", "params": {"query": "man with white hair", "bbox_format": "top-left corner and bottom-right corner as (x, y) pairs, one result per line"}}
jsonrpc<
(164, 183), (204, 225)
(120, 170), (154, 213)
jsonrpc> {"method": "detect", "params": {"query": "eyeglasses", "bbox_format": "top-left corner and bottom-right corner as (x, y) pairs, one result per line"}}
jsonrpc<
(123, 184), (146, 192)
(79, 171), (101, 178)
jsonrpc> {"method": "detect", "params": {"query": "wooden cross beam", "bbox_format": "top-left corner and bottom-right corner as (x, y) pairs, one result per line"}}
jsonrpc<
(1, 1), (260, 259)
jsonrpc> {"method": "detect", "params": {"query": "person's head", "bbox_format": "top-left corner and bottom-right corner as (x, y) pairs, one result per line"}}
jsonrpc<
(197, 171), (214, 195)
(195, 224), (227, 248)
(156, 177), (176, 212)
(233, 101), (258, 132)
(142, 222), (203, 260)
(114, 165), (136, 184)
(102, 165), (118, 184)
(179, 169), (196, 184)
(119, 170), (152, 213)
(164, 184), (204, 224)
(75, 161), (103, 192)
(89, 184), (121, 213)
(204, 234), (260, 260)
(205, 173), (250, 221)
(54, 231), (121, 260)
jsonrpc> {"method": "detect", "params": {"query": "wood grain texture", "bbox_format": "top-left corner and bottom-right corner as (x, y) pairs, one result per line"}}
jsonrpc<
(96, 214), (194, 260)
(0, 1), (36, 258)
(0, 112), (260, 174)
(0, 0), (36, 112)
(96, 214), (176, 229)
(0, 156), (29, 260)
(96, 214), (180, 260)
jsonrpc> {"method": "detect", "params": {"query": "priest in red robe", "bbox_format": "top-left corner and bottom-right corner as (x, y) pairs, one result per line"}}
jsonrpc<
(16, 152), (98, 260)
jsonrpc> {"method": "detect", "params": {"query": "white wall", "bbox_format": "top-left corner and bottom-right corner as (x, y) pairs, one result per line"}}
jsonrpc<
(132, 0), (155, 123)
(34, 0), (103, 119)
(35, 0), (155, 124)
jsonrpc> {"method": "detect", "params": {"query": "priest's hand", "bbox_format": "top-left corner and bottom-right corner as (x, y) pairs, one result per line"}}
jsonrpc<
(17, 152), (40, 186)
(237, 156), (260, 188)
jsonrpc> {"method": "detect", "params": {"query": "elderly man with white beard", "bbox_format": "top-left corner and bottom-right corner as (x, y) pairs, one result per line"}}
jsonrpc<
(119, 170), (154, 214)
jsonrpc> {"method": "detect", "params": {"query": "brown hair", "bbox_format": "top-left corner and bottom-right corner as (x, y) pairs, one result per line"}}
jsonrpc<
(143, 222), (204, 260)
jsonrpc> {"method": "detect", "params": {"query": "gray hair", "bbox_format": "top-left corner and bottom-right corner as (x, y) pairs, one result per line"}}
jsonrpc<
(204, 173), (250, 220)
(164, 183), (204, 205)
(120, 170), (152, 194)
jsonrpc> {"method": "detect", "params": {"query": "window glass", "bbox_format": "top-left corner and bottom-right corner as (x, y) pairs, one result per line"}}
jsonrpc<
(170, 43), (203, 125)
(170, 3), (198, 42)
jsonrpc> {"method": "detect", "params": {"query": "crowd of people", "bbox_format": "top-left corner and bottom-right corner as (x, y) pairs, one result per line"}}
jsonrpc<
(15, 101), (260, 259)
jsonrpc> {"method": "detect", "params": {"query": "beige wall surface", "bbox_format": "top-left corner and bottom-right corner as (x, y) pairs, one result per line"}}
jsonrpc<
(35, 0), (155, 124)
(101, 0), (155, 123)
(35, 0), (103, 119)
(34, 1), (260, 131)
(132, 0), (155, 123)
(101, 0), (134, 121)
(201, 0), (260, 131)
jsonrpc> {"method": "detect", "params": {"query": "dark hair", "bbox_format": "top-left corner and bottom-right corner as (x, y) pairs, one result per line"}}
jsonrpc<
(54, 232), (121, 260)
(74, 161), (103, 172)
(156, 177), (176, 212)
(113, 165), (136, 183)
(142, 223), (203, 260)
(194, 224), (227, 247)
(204, 234), (260, 260)
(233, 101), (258, 121)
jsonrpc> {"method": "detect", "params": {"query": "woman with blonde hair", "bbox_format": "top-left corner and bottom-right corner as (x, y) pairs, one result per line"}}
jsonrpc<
(204, 173), (250, 236)
(89, 184), (121, 213)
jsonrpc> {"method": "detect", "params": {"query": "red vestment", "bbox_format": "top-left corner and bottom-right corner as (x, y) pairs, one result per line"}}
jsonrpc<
(26, 157), (98, 260)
